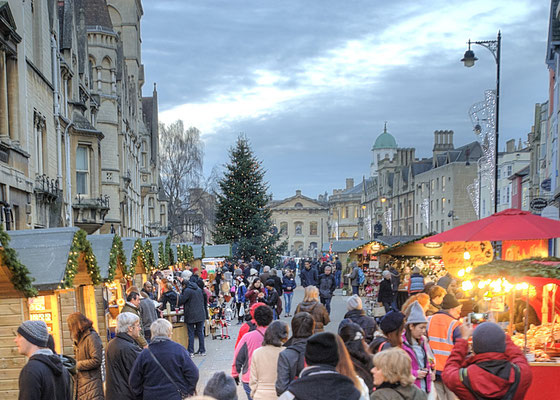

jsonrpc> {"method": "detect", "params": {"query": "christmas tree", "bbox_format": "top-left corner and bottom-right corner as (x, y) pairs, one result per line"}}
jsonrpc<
(214, 136), (286, 265)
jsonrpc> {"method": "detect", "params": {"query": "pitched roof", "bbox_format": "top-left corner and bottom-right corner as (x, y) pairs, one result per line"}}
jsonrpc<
(321, 240), (369, 253)
(341, 181), (364, 195)
(77, 0), (113, 30)
(87, 234), (115, 279)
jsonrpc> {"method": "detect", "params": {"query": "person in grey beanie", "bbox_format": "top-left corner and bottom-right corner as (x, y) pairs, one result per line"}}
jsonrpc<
(15, 320), (72, 400)
(203, 371), (238, 400)
(342, 295), (377, 344)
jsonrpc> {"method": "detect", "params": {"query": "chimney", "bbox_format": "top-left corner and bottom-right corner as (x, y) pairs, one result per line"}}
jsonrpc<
(346, 178), (354, 189)
(506, 139), (515, 153)
(296, 190), (301, 196)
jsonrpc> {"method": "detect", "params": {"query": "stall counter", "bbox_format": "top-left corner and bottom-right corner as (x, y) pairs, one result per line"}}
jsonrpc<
(525, 362), (560, 400)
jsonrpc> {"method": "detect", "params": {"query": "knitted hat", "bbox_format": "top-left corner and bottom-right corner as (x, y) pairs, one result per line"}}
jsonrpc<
(382, 270), (391, 279)
(379, 311), (405, 334)
(181, 270), (192, 280)
(17, 320), (49, 347)
(406, 301), (428, 325)
(203, 371), (238, 400)
(441, 294), (460, 310)
(472, 322), (506, 354)
(305, 332), (339, 367)
(347, 295), (363, 311)
(250, 268), (258, 276)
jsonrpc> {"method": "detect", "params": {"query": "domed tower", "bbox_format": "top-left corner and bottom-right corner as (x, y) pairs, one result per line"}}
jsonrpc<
(371, 122), (398, 176)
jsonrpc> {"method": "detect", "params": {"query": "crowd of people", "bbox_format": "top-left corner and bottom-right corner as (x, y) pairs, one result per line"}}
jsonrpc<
(13, 256), (534, 400)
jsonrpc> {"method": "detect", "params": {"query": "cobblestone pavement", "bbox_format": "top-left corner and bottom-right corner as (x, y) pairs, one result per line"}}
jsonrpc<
(192, 285), (351, 397)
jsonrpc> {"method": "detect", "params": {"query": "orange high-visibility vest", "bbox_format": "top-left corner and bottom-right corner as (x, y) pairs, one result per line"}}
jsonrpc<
(427, 313), (461, 372)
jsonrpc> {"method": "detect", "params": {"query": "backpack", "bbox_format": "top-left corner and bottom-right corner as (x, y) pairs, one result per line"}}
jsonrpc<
(358, 268), (366, 285)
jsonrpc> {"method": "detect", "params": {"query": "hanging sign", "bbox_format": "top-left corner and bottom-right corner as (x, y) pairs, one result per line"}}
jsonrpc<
(442, 241), (493, 274)
(502, 239), (548, 261)
(530, 198), (548, 211)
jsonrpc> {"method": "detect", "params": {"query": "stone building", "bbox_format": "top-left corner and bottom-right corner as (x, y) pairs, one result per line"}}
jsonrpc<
(269, 190), (328, 257)
(328, 178), (364, 240)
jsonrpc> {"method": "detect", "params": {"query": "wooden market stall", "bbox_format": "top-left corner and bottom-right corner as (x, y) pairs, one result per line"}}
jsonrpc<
(9, 228), (101, 356)
(321, 240), (368, 267)
(88, 234), (129, 345)
(472, 260), (560, 400)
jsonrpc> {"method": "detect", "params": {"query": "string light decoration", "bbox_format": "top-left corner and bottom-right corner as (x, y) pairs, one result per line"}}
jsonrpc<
(183, 244), (194, 263)
(157, 241), (167, 268)
(106, 234), (128, 282)
(214, 135), (286, 265)
(63, 229), (101, 288)
(130, 238), (144, 275)
(0, 225), (37, 297)
(143, 240), (155, 273)
(420, 198), (430, 229)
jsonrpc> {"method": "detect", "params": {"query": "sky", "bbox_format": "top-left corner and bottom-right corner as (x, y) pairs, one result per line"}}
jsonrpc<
(141, 0), (550, 200)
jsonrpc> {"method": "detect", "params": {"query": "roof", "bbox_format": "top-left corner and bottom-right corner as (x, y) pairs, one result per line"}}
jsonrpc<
(321, 240), (368, 253)
(346, 235), (423, 253)
(548, 0), (560, 59)
(373, 234), (438, 256)
(76, 0), (113, 30)
(509, 165), (530, 180)
(59, 0), (74, 51)
(9, 227), (79, 290)
(411, 160), (432, 176)
(121, 237), (138, 264)
(373, 125), (398, 150)
(144, 237), (167, 265)
(191, 244), (231, 258)
(87, 234), (115, 279)
(341, 181), (364, 195)
(73, 112), (104, 137)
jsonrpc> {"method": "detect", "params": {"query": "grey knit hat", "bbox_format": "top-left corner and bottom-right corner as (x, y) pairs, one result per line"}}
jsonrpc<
(406, 301), (428, 325)
(347, 295), (363, 311)
(473, 322), (506, 354)
(18, 320), (49, 347)
(203, 371), (238, 400)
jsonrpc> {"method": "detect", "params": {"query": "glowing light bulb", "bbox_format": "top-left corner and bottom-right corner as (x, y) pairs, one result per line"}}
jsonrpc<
(462, 281), (474, 291)
(457, 269), (465, 277)
(463, 251), (471, 260)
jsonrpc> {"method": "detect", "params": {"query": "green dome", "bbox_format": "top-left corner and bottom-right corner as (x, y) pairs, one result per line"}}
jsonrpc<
(373, 124), (397, 150)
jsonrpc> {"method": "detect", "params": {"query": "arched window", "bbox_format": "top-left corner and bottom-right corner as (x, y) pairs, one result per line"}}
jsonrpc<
(309, 221), (318, 236)
(280, 222), (288, 235)
(340, 231), (348, 238)
(294, 221), (303, 235)
(294, 202), (303, 208)
(353, 231), (359, 238)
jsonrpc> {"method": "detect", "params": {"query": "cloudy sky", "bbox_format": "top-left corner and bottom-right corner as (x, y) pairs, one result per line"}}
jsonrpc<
(141, 0), (550, 200)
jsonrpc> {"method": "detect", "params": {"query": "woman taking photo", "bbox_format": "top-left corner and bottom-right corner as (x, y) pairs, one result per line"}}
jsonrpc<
(295, 286), (330, 333)
(401, 301), (434, 396)
(250, 320), (289, 399)
(67, 312), (105, 400)
(246, 278), (266, 306)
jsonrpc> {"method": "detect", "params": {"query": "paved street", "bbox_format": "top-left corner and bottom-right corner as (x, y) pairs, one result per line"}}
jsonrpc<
(192, 285), (351, 396)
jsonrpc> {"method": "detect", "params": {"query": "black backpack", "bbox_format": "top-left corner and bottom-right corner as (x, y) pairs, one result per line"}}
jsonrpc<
(460, 363), (520, 400)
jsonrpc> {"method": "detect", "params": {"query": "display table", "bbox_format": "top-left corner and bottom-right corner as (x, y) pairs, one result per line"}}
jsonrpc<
(525, 363), (560, 399)
(162, 310), (189, 350)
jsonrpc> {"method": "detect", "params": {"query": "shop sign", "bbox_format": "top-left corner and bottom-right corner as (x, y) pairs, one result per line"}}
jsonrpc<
(502, 239), (548, 261)
(530, 198), (548, 211)
(442, 241), (493, 274)
(541, 178), (552, 192)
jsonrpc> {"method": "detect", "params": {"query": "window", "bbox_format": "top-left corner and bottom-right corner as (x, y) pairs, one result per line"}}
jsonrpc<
(309, 221), (318, 236)
(280, 222), (288, 235)
(354, 207), (358, 219)
(160, 204), (166, 225)
(342, 207), (349, 219)
(442, 178), (446, 192)
(497, 189), (501, 204)
(436, 178), (439, 190)
(76, 146), (89, 195)
(497, 168), (501, 179)
(506, 187), (510, 203)
(294, 202), (303, 208)
(436, 220), (439, 231)
(507, 165), (512, 177)
(442, 198), (446, 209)
(141, 141), (147, 168)
(340, 231), (348, 238)
(295, 222), (303, 235)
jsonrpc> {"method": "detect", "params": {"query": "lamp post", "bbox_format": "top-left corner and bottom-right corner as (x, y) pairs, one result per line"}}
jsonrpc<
(461, 31), (501, 214)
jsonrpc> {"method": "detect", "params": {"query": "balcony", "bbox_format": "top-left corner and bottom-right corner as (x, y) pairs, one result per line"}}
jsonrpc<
(73, 195), (110, 234)
(34, 174), (62, 203)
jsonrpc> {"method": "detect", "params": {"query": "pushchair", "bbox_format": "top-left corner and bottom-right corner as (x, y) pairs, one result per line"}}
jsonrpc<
(209, 302), (230, 340)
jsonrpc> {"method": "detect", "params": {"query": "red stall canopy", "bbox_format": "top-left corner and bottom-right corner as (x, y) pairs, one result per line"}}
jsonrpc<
(419, 209), (560, 243)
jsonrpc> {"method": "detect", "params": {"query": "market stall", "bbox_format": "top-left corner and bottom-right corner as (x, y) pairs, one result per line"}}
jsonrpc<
(472, 259), (560, 400)
(88, 234), (129, 345)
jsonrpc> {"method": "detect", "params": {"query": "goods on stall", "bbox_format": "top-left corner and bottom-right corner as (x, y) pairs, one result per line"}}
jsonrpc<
(511, 322), (560, 361)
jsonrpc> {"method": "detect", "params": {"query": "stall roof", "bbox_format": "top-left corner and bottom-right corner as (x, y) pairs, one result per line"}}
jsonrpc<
(121, 237), (138, 263)
(321, 240), (369, 253)
(192, 244), (231, 258)
(9, 227), (79, 291)
(474, 258), (560, 280)
(373, 234), (439, 257)
(346, 236), (422, 253)
(144, 236), (167, 265)
(87, 234), (115, 280)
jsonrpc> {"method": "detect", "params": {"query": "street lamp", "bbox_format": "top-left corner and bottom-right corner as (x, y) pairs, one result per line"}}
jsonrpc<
(461, 31), (501, 214)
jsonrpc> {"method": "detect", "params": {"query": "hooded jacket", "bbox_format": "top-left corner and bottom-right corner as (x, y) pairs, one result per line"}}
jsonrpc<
(275, 337), (308, 395)
(442, 336), (532, 400)
(74, 329), (105, 400)
(105, 332), (142, 400)
(300, 267), (318, 287)
(343, 309), (377, 344)
(295, 300), (330, 333)
(401, 332), (433, 394)
(178, 281), (206, 324)
(279, 365), (361, 400)
(235, 302), (264, 348)
(232, 326), (267, 383)
(317, 273), (336, 299)
(18, 350), (72, 400)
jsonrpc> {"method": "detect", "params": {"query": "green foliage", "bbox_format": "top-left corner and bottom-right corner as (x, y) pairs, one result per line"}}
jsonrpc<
(107, 235), (127, 282)
(165, 236), (174, 265)
(130, 238), (144, 274)
(201, 244), (205, 259)
(0, 225), (37, 297)
(474, 258), (560, 279)
(64, 229), (101, 288)
(158, 241), (168, 268)
(143, 240), (156, 273)
(214, 135), (286, 265)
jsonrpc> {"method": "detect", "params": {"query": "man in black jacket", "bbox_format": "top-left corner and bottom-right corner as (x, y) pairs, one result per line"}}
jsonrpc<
(276, 312), (315, 396)
(300, 261), (318, 287)
(264, 279), (280, 319)
(15, 320), (72, 400)
(342, 295), (377, 344)
(105, 312), (142, 400)
(318, 265), (336, 314)
(179, 277), (207, 356)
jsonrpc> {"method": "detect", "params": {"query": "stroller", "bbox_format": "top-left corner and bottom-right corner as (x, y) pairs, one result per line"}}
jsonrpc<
(209, 302), (230, 340)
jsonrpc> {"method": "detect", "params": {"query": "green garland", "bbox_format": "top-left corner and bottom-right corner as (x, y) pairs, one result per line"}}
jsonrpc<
(143, 240), (156, 273)
(201, 244), (205, 259)
(130, 238), (144, 275)
(177, 245), (184, 263)
(0, 225), (37, 297)
(158, 241), (167, 268)
(166, 236), (175, 266)
(184, 244), (194, 263)
(63, 229), (101, 288)
(474, 258), (560, 280)
(106, 235), (128, 282)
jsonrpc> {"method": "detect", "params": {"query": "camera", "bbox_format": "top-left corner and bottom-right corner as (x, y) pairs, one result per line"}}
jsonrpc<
(469, 312), (489, 325)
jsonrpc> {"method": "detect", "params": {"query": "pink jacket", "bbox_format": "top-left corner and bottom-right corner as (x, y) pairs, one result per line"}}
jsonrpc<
(232, 326), (267, 383)
(401, 332), (434, 394)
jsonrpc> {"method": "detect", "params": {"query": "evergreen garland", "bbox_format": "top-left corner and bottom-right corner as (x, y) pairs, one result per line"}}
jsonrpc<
(177, 245), (184, 263)
(214, 135), (287, 265)
(165, 236), (175, 265)
(143, 240), (156, 273)
(106, 234), (128, 282)
(158, 241), (167, 268)
(201, 244), (205, 259)
(64, 229), (101, 288)
(130, 238), (144, 275)
(0, 225), (37, 297)
(185, 245), (194, 263)
(474, 258), (560, 279)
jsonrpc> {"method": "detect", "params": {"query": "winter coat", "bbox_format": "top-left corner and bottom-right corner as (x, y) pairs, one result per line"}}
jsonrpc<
(178, 281), (206, 323)
(275, 337), (307, 396)
(425, 301), (440, 316)
(318, 273), (336, 299)
(348, 266), (360, 287)
(246, 287), (266, 306)
(349, 352), (374, 393)
(343, 309), (377, 344)
(121, 303), (148, 347)
(389, 267), (401, 292)
(250, 345), (284, 400)
(295, 300), (330, 333)
(260, 273), (270, 285)
(442, 336), (532, 400)
(279, 365), (361, 400)
(139, 297), (158, 335)
(236, 283), (247, 303)
(408, 273), (425, 294)
(377, 279), (394, 303)
(105, 333), (142, 400)
(300, 267), (318, 287)
(233, 326), (267, 383)
(159, 290), (178, 311)
(370, 383), (427, 400)
(401, 332), (433, 394)
(18, 350), (72, 400)
(74, 329), (105, 400)
(272, 275), (284, 295)
(129, 337), (199, 399)
(264, 288), (280, 311)
(282, 276), (297, 293)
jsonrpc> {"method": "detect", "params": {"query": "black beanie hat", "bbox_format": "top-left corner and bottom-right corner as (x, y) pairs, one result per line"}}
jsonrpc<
(304, 332), (339, 367)
(379, 311), (405, 334)
(441, 294), (461, 309)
